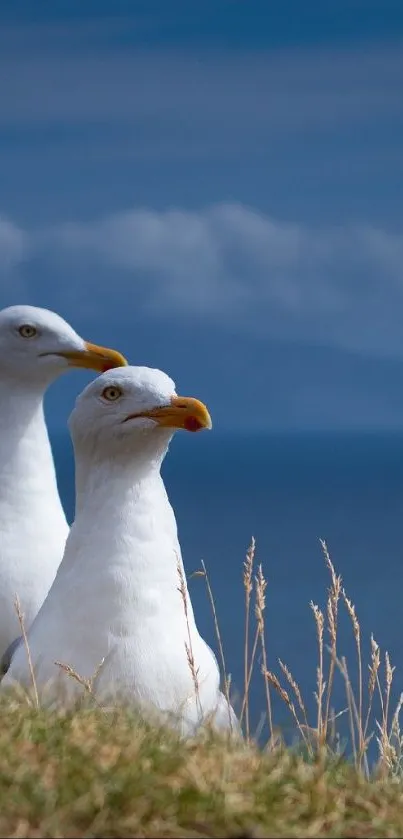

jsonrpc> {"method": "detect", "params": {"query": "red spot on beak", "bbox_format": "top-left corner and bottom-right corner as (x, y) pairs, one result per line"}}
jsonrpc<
(184, 415), (203, 432)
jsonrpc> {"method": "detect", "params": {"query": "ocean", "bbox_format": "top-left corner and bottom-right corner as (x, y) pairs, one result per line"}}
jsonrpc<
(52, 430), (403, 751)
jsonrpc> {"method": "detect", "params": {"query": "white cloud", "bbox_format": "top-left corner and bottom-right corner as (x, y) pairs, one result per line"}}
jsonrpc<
(0, 218), (27, 271)
(1, 202), (403, 358)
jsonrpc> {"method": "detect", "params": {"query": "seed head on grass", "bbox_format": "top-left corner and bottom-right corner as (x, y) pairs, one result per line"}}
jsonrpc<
(255, 564), (273, 744)
(176, 557), (203, 722)
(278, 659), (310, 745)
(322, 539), (342, 739)
(368, 635), (381, 700)
(278, 660), (307, 721)
(14, 595), (39, 709)
(54, 657), (106, 709)
(265, 669), (311, 754)
(310, 601), (325, 742)
(243, 537), (255, 598)
(242, 538), (255, 741)
(341, 588), (365, 766)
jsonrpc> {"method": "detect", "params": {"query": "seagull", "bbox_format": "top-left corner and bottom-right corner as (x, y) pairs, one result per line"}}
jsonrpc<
(2, 365), (239, 736)
(0, 304), (127, 664)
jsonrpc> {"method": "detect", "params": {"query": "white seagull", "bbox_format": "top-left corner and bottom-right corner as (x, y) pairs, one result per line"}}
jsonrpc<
(2, 365), (239, 736)
(0, 304), (127, 664)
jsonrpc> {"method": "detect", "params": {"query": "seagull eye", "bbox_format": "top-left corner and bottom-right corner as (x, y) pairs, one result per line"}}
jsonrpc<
(102, 385), (122, 401)
(18, 324), (37, 339)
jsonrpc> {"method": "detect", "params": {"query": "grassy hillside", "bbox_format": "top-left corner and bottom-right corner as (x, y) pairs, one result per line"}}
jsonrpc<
(1, 699), (403, 838)
(1, 540), (403, 837)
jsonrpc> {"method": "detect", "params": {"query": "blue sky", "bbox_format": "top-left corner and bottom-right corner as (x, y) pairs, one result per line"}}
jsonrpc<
(1, 0), (403, 430)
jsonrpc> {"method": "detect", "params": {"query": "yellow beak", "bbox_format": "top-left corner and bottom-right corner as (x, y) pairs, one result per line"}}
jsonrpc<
(125, 395), (212, 432)
(58, 341), (127, 373)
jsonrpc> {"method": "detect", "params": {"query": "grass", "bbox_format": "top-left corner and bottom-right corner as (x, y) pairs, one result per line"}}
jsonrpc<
(2, 540), (403, 836)
(2, 700), (403, 837)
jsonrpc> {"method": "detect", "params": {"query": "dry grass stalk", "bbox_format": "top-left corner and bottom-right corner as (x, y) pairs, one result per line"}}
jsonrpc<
(376, 651), (397, 775)
(320, 539), (342, 740)
(54, 657), (107, 711)
(278, 659), (309, 734)
(387, 692), (403, 775)
(199, 559), (233, 732)
(363, 634), (381, 745)
(241, 537), (255, 740)
(310, 602), (325, 742)
(384, 652), (395, 734)
(239, 542), (261, 735)
(14, 595), (39, 709)
(389, 693), (403, 743)
(341, 588), (365, 764)
(54, 661), (88, 691)
(334, 653), (361, 768)
(176, 558), (203, 722)
(255, 565), (273, 743)
(241, 625), (259, 732)
(265, 670), (311, 754)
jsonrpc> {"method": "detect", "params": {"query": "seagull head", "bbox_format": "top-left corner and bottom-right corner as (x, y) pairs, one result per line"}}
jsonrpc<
(69, 366), (212, 457)
(0, 305), (127, 383)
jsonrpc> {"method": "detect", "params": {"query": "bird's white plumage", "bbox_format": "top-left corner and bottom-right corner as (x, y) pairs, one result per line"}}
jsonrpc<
(0, 304), (125, 662)
(2, 366), (239, 735)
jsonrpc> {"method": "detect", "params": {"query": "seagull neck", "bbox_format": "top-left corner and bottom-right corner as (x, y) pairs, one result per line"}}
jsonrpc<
(73, 437), (169, 514)
(0, 374), (59, 496)
(70, 436), (197, 634)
